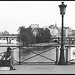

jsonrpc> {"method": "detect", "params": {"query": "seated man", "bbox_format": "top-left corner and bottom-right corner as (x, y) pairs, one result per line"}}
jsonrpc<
(1, 47), (16, 70)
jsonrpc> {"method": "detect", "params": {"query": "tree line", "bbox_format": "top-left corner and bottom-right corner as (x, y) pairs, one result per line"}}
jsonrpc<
(17, 26), (51, 46)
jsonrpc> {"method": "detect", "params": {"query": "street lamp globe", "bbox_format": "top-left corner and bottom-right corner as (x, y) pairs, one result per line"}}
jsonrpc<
(59, 2), (67, 15)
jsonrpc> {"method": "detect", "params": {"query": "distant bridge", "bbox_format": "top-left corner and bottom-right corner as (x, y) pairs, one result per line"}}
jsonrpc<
(0, 35), (75, 44)
(0, 35), (17, 38)
(50, 36), (75, 44)
(0, 35), (18, 44)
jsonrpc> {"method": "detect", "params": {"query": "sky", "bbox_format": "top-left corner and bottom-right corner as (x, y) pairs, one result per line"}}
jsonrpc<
(0, 1), (75, 34)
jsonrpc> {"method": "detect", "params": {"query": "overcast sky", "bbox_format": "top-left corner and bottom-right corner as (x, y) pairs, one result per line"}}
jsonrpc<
(0, 1), (75, 34)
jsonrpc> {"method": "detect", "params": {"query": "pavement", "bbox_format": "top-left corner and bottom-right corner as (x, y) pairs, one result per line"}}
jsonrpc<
(0, 64), (75, 74)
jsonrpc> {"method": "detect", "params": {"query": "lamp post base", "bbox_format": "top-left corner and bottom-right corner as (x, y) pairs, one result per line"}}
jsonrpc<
(58, 61), (67, 65)
(58, 47), (66, 65)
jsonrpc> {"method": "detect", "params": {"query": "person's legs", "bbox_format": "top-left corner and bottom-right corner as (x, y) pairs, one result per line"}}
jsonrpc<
(9, 59), (16, 70)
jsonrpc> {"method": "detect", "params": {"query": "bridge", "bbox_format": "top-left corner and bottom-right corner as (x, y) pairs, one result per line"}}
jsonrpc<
(0, 35), (18, 44)
(0, 35), (75, 65)
(1, 35), (75, 44)
(50, 36), (75, 44)
(0, 42), (74, 64)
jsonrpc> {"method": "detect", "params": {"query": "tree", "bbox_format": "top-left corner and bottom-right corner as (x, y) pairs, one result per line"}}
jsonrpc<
(36, 28), (44, 43)
(44, 28), (51, 42)
(36, 28), (51, 43)
(2, 30), (9, 36)
(17, 26), (36, 45)
(26, 26), (36, 44)
(17, 26), (26, 34)
(17, 32), (31, 45)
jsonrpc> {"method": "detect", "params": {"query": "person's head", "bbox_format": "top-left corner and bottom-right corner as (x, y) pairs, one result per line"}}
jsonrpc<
(7, 47), (11, 52)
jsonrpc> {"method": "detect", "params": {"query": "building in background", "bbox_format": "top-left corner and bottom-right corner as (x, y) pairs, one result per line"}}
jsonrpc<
(30, 24), (39, 29)
(30, 24), (39, 36)
(43, 24), (60, 37)
(71, 30), (75, 36)
(43, 24), (73, 38)
(49, 24), (59, 37)
(64, 27), (72, 37)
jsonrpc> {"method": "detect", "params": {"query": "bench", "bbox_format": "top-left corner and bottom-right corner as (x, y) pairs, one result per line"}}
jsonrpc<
(0, 60), (10, 70)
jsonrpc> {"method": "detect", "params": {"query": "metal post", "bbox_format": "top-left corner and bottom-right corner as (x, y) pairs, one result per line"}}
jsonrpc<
(6, 37), (8, 44)
(68, 37), (70, 44)
(55, 46), (59, 64)
(71, 38), (72, 44)
(66, 47), (68, 64)
(58, 37), (60, 44)
(58, 15), (66, 65)
(19, 46), (21, 65)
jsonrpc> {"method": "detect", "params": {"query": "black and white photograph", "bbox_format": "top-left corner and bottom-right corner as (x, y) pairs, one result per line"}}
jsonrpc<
(0, 0), (75, 74)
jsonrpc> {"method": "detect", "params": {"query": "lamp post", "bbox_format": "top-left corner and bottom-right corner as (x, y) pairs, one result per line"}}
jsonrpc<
(58, 2), (67, 65)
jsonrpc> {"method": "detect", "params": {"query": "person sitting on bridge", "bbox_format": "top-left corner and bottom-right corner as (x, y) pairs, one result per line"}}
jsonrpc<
(1, 47), (16, 70)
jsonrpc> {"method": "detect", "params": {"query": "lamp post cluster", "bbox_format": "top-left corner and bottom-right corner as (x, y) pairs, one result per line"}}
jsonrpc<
(58, 2), (67, 65)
